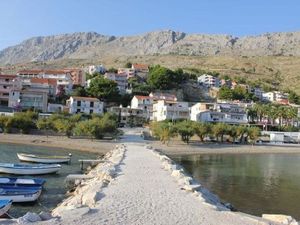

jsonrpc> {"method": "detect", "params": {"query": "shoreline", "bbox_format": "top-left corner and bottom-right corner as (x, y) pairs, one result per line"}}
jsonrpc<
(0, 133), (117, 154)
(150, 140), (300, 156)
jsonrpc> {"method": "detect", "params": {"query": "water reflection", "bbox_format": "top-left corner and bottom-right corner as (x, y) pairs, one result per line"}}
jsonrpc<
(171, 153), (300, 220)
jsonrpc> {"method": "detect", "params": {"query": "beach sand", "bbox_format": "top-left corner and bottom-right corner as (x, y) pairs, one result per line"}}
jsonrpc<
(0, 133), (116, 154)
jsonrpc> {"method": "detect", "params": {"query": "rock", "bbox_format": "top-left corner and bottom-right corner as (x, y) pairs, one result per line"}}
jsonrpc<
(262, 214), (298, 225)
(39, 211), (53, 221)
(2, 30), (300, 65)
(17, 212), (41, 224)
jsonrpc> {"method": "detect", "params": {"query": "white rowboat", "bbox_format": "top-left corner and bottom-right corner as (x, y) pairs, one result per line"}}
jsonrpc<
(17, 153), (71, 164)
(0, 163), (61, 175)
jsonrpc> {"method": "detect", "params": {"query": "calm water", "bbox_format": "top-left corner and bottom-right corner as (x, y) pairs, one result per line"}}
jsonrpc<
(0, 143), (99, 217)
(171, 153), (300, 220)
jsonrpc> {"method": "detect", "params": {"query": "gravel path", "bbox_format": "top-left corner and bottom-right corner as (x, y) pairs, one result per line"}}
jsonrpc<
(65, 129), (267, 225)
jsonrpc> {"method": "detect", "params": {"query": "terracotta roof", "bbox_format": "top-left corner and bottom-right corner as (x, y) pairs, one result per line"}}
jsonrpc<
(0, 74), (17, 79)
(134, 95), (152, 100)
(30, 78), (57, 85)
(71, 96), (100, 102)
(132, 64), (149, 70)
(150, 92), (177, 101)
(18, 69), (73, 75)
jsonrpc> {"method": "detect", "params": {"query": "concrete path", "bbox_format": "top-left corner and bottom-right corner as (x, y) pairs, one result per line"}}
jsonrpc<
(70, 129), (266, 225)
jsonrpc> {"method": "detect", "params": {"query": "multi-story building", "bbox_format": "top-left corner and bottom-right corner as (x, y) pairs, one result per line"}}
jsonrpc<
(190, 102), (248, 124)
(118, 68), (135, 79)
(0, 74), (16, 106)
(153, 100), (189, 121)
(108, 106), (144, 127)
(198, 74), (220, 88)
(8, 78), (49, 112)
(17, 69), (74, 93)
(104, 73), (128, 94)
(131, 95), (153, 120)
(66, 96), (103, 115)
(87, 65), (106, 75)
(149, 92), (177, 102)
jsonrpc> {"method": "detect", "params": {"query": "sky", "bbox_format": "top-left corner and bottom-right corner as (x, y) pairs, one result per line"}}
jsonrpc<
(0, 0), (300, 50)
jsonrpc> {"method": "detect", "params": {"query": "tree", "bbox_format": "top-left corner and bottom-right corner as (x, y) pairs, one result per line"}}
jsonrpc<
(176, 120), (195, 144)
(247, 127), (261, 145)
(288, 91), (300, 104)
(147, 65), (175, 90)
(150, 121), (177, 145)
(87, 76), (120, 102)
(218, 87), (233, 100)
(125, 62), (132, 68)
(193, 122), (211, 142)
(37, 118), (53, 136)
(212, 123), (228, 142)
(71, 86), (87, 97)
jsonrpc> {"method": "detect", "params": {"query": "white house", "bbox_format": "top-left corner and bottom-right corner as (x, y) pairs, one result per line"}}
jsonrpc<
(190, 102), (248, 124)
(104, 73), (128, 94)
(197, 74), (220, 88)
(87, 65), (106, 74)
(153, 100), (189, 121)
(66, 96), (103, 115)
(131, 95), (153, 120)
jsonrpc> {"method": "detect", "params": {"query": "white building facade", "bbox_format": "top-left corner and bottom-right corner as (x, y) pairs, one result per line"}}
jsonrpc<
(197, 74), (220, 88)
(153, 100), (189, 121)
(66, 96), (103, 115)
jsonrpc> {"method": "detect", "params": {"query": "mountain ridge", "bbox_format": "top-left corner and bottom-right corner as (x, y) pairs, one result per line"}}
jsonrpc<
(1, 30), (300, 65)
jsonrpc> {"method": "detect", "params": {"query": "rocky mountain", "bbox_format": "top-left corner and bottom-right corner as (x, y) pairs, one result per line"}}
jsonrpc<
(1, 30), (300, 65)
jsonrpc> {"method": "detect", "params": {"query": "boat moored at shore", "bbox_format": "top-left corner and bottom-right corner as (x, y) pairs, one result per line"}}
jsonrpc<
(0, 163), (61, 175)
(0, 177), (46, 187)
(17, 153), (72, 164)
(0, 186), (42, 202)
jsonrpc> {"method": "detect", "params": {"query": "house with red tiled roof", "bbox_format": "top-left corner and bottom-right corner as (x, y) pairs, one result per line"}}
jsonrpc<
(131, 64), (149, 73)
(66, 96), (104, 115)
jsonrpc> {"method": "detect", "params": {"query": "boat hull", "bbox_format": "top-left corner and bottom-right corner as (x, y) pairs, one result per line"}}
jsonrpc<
(0, 164), (61, 175)
(17, 153), (71, 164)
(0, 190), (42, 202)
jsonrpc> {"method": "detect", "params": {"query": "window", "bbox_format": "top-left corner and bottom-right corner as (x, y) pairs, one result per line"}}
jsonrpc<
(90, 109), (93, 114)
(3, 86), (7, 89)
(77, 101), (81, 106)
(76, 109), (80, 113)
(90, 102), (94, 107)
(5, 79), (9, 82)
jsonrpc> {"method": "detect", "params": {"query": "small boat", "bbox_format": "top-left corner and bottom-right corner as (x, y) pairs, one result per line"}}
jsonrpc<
(17, 153), (72, 164)
(0, 177), (46, 187)
(0, 200), (12, 216)
(0, 186), (42, 202)
(0, 163), (61, 175)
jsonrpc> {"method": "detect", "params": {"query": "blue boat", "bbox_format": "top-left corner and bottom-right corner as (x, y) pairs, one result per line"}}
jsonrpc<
(0, 199), (12, 217)
(0, 177), (45, 187)
(0, 186), (42, 202)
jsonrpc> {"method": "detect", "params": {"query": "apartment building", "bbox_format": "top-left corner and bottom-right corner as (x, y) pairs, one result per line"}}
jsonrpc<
(0, 74), (16, 106)
(66, 96), (103, 115)
(198, 74), (220, 88)
(153, 100), (189, 121)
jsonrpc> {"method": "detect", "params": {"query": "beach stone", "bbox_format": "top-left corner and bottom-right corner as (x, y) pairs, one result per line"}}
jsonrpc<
(39, 211), (53, 221)
(262, 214), (298, 224)
(17, 212), (41, 224)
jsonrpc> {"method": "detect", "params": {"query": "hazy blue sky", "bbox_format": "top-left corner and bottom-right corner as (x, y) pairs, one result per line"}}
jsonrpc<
(0, 0), (300, 50)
